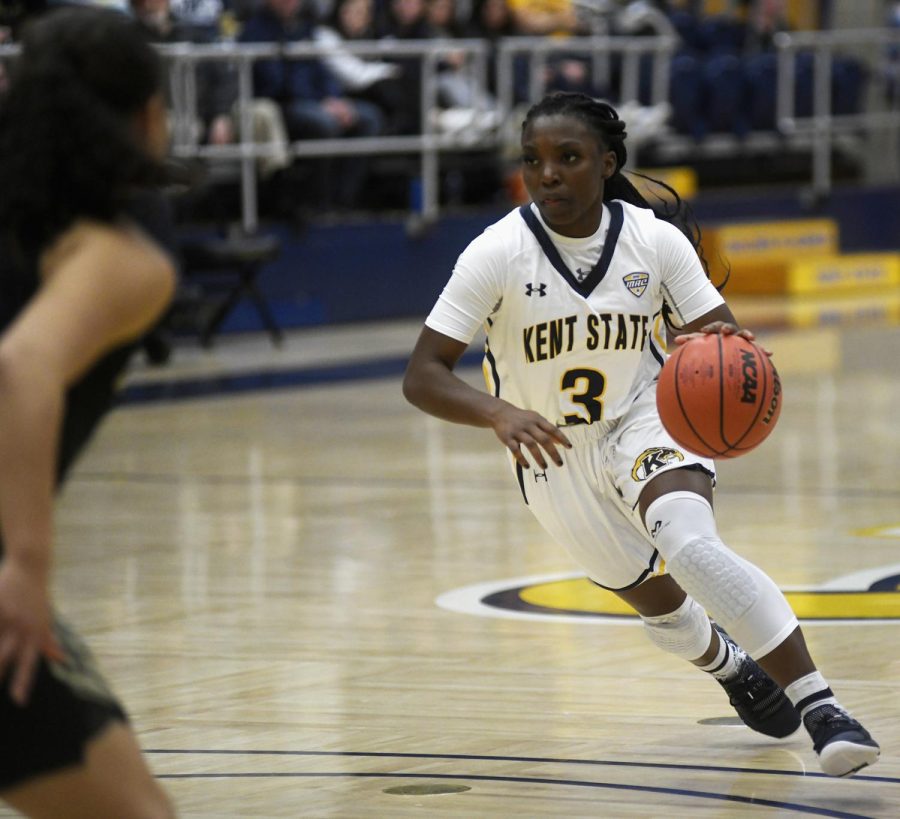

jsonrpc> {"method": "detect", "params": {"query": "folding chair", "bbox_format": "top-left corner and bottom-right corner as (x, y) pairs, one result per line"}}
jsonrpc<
(178, 231), (283, 347)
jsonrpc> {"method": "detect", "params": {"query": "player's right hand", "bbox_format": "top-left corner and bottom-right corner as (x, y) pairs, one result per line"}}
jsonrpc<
(0, 559), (63, 706)
(489, 403), (572, 469)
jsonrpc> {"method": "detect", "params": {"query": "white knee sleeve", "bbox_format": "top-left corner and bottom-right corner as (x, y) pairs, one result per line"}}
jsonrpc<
(641, 596), (712, 662)
(645, 492), (799, 658)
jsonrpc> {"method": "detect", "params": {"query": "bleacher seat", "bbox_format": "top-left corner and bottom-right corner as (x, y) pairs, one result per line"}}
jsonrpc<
(832, 56), (867, 116)
(669, 53), (705, 139)
(696, 15), (746, 55)
(794, 52), (815, 117)
(703, 53), (747, 135)
(744, 52), (778, 131)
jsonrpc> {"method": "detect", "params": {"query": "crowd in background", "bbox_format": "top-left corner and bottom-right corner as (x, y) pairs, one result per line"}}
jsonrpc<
(0, 0), (893, 217)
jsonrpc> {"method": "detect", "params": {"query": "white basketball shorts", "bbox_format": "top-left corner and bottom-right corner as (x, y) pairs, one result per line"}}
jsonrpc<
(512, 385), (715, 591)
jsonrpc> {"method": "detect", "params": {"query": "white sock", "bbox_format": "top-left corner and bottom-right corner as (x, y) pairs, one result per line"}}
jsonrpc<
(784, 671), (839, 719)
(699, 632), (743, 682)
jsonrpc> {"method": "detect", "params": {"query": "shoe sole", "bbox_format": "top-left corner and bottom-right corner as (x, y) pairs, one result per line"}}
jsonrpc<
(818, 741), (881, 777)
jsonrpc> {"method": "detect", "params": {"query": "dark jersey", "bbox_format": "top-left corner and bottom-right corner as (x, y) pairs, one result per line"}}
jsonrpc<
(0, 236), (138, 486)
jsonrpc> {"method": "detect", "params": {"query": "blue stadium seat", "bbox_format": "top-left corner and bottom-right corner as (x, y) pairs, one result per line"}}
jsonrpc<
(794, 52), (815, 117)
(703, 53), (747, 135)
(696, 15), (747, 55)
(669, 10), (702, 54)
(744, 52), (778, 131)
(832, 56), (867, 115)
(669, 53), (705, 139)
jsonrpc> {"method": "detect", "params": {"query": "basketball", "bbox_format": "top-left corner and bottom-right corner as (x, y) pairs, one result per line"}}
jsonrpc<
(656, 333), (782, 459)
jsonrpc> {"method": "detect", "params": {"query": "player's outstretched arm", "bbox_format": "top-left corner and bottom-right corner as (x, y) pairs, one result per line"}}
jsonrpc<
(403, 326), (571, 470)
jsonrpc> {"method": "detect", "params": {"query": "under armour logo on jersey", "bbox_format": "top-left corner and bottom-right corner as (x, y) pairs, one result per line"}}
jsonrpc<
(533, 471), (548, 482)
(574, 267), (590, 282)
(623, 272), (650, 298)
(525, 283), (547, 297)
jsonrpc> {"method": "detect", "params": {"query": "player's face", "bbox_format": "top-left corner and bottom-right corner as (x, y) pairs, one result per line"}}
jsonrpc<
(521, 114), (617, 238)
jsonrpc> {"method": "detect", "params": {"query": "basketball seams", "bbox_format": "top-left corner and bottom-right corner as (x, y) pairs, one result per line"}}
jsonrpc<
(672, 342), (727, 458)
(717, 333), (727, 449)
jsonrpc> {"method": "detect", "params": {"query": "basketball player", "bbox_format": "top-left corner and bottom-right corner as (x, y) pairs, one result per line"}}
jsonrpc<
(0, 9), (177, 817)
(403, 91), (880, 777)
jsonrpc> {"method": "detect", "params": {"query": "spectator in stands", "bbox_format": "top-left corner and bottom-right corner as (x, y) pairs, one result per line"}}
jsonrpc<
(133, 0), (237, 146)
(133, 0), (292, 182)
(747, 0), (788, 51)
(240, 0), (385, 210)
(506, 0), (598, 97)
(376, 0), (433, 131)
(506, 0), (581, 36)
(315, 0), (418, 135)
(426, 0), (498, 118)
(169, 0), (224, 29)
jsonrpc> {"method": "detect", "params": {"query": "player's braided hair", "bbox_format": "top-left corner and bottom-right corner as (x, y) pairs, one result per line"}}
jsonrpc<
(0, 7), (165, 258)
(522, 92), (725, 311)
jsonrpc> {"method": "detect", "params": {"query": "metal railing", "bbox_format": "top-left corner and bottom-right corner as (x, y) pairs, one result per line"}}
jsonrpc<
(494, 34), (677, 125)
(3, 28), (900, 225)
(159, 39), (495, 231)
(159, 35), (681, 230)
(773, 28), (900, 196)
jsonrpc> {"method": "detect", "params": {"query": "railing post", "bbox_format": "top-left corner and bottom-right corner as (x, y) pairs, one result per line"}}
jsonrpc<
(774, 32), (796, 134)
(812, 45), (834, 197)
(416, 50), (440, 225)
(238, 56), (258, 234)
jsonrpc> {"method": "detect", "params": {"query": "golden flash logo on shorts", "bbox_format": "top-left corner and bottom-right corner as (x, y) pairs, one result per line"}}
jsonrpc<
(631, 447), (685, 481)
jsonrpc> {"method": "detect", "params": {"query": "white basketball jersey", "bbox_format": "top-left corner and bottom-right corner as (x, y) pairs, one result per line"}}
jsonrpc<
(426, 200), (724, 426)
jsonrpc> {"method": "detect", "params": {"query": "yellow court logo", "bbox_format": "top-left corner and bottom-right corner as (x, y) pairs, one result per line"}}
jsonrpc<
(495, 575), (900, 621)
(437, 559), (900, 624)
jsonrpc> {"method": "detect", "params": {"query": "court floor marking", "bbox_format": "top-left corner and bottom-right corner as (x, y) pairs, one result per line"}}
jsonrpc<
(152, 769), (879, 818)
(146, 748), (898, 785)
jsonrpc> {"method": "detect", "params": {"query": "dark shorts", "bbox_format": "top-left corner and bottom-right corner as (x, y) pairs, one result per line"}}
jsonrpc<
(0, 617), (128, 791)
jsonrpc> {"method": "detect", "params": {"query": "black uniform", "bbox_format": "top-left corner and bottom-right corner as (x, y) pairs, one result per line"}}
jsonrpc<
(0, 235), (135, 790)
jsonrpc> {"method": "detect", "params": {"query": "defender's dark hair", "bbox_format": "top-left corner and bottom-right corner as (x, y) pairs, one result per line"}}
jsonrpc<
(0, 7), (164, 256)
(522, 91), (724, 302)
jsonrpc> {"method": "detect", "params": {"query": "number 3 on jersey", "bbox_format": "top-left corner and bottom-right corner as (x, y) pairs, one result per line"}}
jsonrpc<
(561, 368), (606, 425)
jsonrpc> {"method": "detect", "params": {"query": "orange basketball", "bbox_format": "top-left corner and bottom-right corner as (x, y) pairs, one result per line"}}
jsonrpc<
(656, 333), (782, 459)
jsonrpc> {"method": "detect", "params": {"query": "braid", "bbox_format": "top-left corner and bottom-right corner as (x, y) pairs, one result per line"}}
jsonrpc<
(0, 8), (165, 256)
(522, 92), (726, 323)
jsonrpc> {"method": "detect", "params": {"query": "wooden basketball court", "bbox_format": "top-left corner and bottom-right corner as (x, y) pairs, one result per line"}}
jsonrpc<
(3, 303), (897, 817)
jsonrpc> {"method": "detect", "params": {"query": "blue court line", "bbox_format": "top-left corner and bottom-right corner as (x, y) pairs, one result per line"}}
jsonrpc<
(151, 770), (878, 818)
(121, 350), (483, 405)
(145, 748), (898, 784)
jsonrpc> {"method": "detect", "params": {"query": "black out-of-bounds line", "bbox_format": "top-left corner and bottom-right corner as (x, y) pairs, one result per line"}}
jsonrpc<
(152, 770), (877, 818)
(145, 748), (899, 785)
